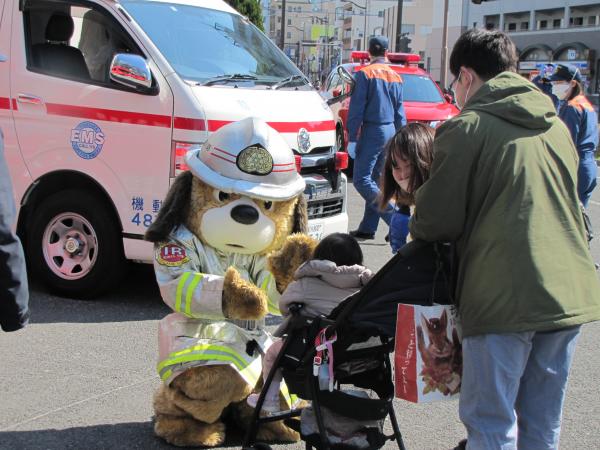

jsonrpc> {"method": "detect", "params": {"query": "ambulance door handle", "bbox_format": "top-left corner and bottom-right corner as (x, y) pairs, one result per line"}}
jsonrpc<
(17, 94), (44, 105)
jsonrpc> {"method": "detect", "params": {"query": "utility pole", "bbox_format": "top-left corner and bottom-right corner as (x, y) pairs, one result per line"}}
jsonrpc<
(363, 0), (369, 51)
(394, 0), (403, 52)
(440, 0), (450, 87)
(280, 0), (287, 50)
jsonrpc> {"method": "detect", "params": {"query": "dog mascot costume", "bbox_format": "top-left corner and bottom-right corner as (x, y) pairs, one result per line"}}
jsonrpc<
(145, 117), (316, 447)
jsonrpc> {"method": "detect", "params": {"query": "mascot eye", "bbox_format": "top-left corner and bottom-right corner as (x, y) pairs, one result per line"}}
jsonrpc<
(214, 190), (230, 203)
(263, 201), (273, 210)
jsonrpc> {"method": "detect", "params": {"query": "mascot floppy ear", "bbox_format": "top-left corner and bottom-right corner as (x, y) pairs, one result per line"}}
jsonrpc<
(292, 194), (308, 234)
(145, 171), (193, 243)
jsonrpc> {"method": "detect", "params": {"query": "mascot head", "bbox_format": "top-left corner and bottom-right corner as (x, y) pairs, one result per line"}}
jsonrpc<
(146, 118), (307, 255)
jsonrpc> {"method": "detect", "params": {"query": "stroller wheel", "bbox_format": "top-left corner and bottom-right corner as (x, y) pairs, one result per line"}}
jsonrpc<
(242, 444), (272, 450)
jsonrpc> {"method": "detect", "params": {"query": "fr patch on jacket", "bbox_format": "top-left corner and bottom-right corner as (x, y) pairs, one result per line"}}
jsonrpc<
(156, 243), (190, 267)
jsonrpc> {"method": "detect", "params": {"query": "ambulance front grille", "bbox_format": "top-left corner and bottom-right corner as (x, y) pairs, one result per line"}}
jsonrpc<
(307, 197), (344, 219)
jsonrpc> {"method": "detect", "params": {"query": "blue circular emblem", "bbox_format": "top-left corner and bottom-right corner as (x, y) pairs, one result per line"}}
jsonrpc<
(70, 121), (105, 160)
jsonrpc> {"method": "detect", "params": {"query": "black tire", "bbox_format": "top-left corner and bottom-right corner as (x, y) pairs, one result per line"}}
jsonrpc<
(26, 189), (126, 299)
(336, 128), (354, 178)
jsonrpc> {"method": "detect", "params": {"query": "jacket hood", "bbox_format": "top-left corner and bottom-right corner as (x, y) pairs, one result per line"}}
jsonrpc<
(294, 260), (373, 289)
(464, 72), (557, 130)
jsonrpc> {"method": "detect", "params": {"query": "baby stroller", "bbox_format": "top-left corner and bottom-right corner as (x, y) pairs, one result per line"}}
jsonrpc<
(242, 240), (453, 450)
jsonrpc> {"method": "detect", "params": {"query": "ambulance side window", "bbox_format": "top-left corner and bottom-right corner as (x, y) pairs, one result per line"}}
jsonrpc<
(23, 1), (142, 89)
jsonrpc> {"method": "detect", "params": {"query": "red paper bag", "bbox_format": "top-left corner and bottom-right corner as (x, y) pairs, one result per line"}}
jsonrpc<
(394, 303), (462, 403)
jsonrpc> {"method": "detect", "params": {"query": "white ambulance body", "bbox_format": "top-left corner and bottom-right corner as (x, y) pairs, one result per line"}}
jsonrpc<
(0, 0), (348, 297)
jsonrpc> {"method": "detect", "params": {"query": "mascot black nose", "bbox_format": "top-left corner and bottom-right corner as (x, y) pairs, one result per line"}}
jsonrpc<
(231, 205), (259, 225)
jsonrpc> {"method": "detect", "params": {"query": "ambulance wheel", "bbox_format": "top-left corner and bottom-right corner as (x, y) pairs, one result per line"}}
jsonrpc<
(26, 189), (125, 299)
(242, 444), (272, 450)
(336, 128), (353, 177)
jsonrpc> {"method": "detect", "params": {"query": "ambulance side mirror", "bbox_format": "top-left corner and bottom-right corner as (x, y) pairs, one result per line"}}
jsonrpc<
(338, 66), (355, 96)
(110, 53), (155, 94)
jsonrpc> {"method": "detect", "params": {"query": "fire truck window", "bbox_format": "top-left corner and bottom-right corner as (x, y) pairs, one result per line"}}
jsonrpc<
(25, 3), (138, 87)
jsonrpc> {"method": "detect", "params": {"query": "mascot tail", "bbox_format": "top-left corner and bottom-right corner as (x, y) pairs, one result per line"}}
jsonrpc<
(145, 171), (193, 242)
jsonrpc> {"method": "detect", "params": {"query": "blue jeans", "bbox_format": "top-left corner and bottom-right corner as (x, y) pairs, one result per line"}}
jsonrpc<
(460, 327), (581, 450)
(353, 123), (395, 234)
(578, 153), (597, 208)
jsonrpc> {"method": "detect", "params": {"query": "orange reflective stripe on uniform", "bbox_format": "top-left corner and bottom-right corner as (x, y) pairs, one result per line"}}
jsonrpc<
(361, 64), (403, 83)
(569, 95), (595, 112)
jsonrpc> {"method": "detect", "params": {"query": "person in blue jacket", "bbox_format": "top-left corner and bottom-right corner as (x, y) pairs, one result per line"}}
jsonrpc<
(531, 64), (559, 110)
(549, 64), (599, 207)
(0, 129), (29, 332)
(346, 36), (407, 240)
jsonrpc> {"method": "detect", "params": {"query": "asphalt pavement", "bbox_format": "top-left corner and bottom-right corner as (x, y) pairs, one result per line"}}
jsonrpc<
(1, 183), (600, 450)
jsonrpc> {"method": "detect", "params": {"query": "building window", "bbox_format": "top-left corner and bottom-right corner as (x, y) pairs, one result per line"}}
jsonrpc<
(378, 11), (383, 18)
(539, 20), (547, 29)
(507, 22), (517, 31)
(287, 19), (291, 25)
(588, 16), (597, 26)
(277, 17), (281, 23)
(553, 18), (561, 28)
(286, 32), (291, 38)
(520, 21), (529, 30)
(402, 24), (416, 34)
(485, 22), (495, 30)
(570, 16), (584, 26)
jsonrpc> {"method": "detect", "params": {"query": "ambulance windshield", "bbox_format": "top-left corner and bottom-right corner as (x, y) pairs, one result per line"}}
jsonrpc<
(120, 1), (307, 88)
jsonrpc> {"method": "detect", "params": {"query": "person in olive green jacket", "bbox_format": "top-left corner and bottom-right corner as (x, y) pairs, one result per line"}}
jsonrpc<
(410, 29), (600, 450)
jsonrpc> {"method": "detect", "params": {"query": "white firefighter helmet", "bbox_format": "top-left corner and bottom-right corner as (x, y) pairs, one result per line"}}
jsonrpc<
(185, 117), (306, 201)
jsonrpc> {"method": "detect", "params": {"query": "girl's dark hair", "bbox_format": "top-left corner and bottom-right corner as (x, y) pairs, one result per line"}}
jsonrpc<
(379, 122), (434, 208)
(567, 80), (583, 101)
(449, 29), (518, 80)
(313, 233), (363, 266)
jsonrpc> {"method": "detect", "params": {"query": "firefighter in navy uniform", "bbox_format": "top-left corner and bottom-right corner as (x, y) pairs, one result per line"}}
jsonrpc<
(347, 36), (407, 240)
(0, 130), (29, 332)
(549, 64), (599, 208)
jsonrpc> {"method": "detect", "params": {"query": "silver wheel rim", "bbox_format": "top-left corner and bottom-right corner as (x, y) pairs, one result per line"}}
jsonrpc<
(336, 131), (343, 152)
(42, 212), (98, 280)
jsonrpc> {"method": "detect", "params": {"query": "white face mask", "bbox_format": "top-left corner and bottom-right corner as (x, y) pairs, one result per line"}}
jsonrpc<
(551, 83), (570, 101)
(451, 70), (473, 110)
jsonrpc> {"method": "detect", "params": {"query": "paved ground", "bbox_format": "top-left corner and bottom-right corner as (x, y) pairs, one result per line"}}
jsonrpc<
(1, 183), (600, 449)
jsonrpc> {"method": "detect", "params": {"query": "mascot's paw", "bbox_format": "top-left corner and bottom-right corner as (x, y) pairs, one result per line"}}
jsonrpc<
(232, 399), (300, 443)
(223, 267), (269, 320)
(267, 233), (317, 293)
(154, 414), (226, 447)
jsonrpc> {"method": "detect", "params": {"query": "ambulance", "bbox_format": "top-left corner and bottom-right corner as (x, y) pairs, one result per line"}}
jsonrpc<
(0, 0), (348, 298)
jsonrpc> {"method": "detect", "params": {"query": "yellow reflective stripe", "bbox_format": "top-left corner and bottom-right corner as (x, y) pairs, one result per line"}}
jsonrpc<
(158, 344), (249, 372)
(175, 272), (191, 312)
(161, 368), (173, 382)
(261, 273), (281, 315)
(159, 354), (246, 380)
(158, 352), (261, 385)
(185, 273), (203, 316)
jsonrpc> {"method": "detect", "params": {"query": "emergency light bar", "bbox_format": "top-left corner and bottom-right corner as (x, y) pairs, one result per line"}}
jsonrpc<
(351, 51), (421, 65)
(387, 53), (421, 64)
(350, 51), (370, 62)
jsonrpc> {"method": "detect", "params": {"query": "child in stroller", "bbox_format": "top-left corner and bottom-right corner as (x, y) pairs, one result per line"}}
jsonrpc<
(247, 232), (373, 414)
(243, 238), (453, 450)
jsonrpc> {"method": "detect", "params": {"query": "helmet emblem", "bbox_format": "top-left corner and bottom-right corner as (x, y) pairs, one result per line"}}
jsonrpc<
(297, 128), (311, 154)
(237, 145), (273, 175)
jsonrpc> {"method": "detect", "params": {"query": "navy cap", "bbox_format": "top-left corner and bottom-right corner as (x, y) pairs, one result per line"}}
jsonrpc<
(549, 64), (582, 83)
(368, 36), (388, 55)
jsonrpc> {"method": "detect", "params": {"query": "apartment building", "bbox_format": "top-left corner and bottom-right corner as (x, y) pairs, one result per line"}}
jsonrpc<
(467, 0), (600, 94)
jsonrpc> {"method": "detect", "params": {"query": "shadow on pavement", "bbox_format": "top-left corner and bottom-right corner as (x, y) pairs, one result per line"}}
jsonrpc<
(28, 263), (170, 324)
(0, 421), (259, 450)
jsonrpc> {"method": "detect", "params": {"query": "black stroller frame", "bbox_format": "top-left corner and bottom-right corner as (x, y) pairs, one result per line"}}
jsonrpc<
(242, 240), (453, 450)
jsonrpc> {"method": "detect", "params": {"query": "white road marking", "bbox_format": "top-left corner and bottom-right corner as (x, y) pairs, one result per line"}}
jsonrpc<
(1, 377), (155, 430)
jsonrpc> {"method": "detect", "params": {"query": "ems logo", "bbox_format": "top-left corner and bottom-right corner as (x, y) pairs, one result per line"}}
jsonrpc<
(70, 121), (105, 159)
(157, 244), (190, 266)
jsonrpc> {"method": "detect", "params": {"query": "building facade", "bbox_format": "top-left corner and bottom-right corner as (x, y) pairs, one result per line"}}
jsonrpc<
(467, 0), (600, 95)
(381, 0), (434, 61)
